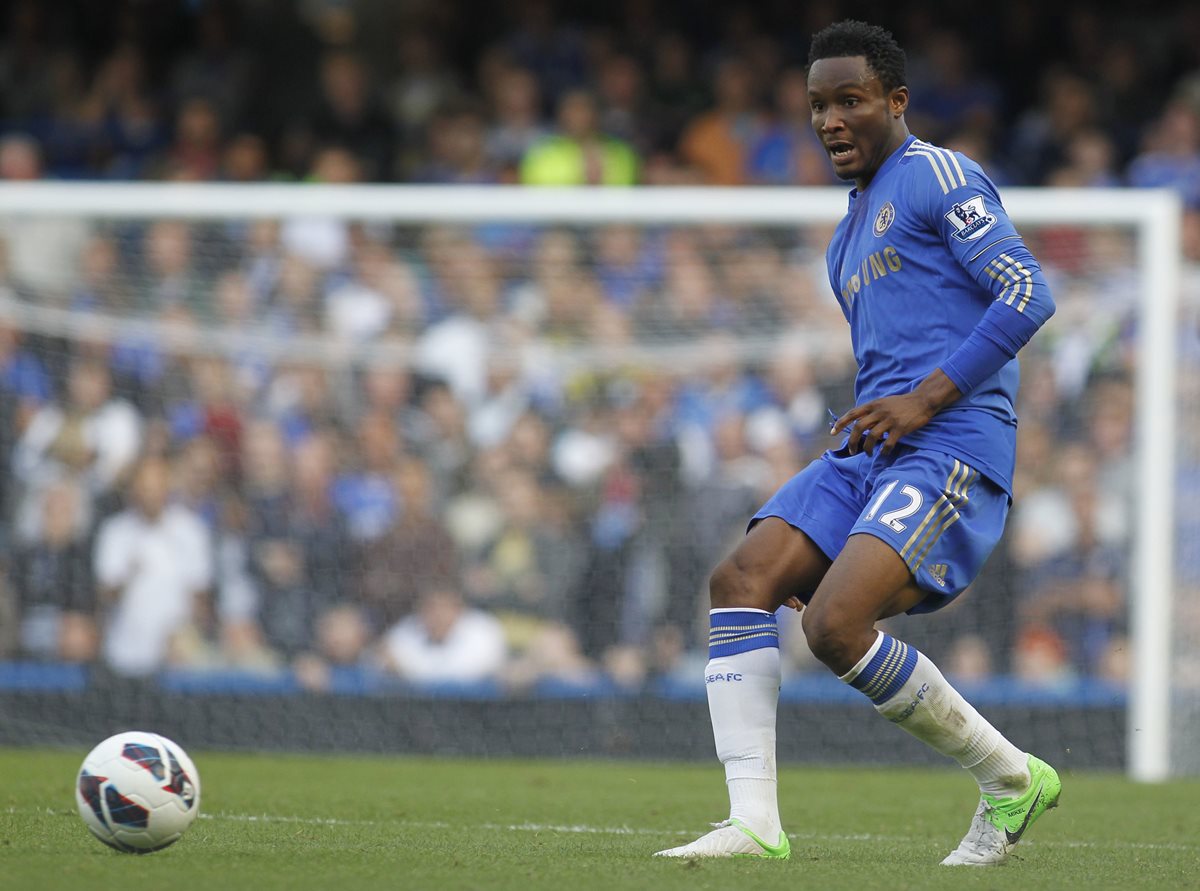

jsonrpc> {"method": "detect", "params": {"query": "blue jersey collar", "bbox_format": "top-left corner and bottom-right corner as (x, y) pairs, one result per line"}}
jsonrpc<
(848, 134), (917, 203)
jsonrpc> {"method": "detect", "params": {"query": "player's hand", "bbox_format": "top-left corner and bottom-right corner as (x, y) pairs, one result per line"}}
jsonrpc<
(831, 370), (963, 456)
(783, 596), (804, 613)
(831, 392), (938, 456)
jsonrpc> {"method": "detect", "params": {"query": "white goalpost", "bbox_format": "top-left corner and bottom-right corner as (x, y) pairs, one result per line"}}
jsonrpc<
(0, 182), (1183, 778)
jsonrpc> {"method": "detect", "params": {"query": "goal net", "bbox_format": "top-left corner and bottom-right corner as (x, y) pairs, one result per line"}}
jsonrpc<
(0, 183), (1185, 779)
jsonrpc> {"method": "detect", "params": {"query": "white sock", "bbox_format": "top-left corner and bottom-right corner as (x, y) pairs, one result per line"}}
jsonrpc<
(706, 608), (783, 839)
(842, 632), (1030, 798)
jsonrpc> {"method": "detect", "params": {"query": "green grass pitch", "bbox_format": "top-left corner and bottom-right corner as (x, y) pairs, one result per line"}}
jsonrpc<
(1, 748), (1197, 891)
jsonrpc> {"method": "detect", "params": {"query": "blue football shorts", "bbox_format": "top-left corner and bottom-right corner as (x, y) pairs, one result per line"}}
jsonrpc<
(750, 444), (1010, 614)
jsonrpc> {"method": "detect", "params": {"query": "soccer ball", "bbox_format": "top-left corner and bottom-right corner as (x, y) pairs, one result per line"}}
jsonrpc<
(75, 731), (201, 853)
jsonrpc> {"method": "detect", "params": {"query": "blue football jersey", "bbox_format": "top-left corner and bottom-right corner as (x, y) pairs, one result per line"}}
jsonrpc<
(825, 135), (1055, 494)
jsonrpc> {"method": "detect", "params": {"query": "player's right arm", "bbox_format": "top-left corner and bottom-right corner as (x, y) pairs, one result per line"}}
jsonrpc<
(833, 367), (962, 455)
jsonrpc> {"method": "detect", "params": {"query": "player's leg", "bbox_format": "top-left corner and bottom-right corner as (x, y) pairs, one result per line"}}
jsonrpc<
(654, 517), (834, 860)
(804, 532), (1032, 794)
(802, 454), (1059, 866)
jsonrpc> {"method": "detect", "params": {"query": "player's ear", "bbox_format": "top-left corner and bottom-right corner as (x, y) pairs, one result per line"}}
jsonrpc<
(889, 85), (909, 118)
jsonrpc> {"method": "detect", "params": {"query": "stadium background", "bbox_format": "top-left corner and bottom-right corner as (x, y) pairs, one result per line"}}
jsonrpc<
(0, 0), (1197, 769)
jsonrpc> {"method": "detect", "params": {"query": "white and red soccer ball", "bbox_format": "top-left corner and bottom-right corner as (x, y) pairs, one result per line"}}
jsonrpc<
(75, 731), (201, 853)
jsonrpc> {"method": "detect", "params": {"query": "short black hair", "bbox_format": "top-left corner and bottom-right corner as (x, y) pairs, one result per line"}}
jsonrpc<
(807, 20), (907, 93)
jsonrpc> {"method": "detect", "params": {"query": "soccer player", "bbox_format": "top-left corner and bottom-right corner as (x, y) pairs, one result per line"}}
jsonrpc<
(655, 20), (1059, 866)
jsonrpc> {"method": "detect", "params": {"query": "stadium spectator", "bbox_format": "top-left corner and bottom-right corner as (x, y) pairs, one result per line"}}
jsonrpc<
(414, 240), (505, 405)
(591, 224), (662, 310)
(520, 89), (638, 186)
(358, 362), (416, 427)
(483, 65), (549, 180)
(0, 134), (89, 298)
(412, 101), (499, 184)
(719, 236), (792, 334)
(673, 334), (773, 477)
(1046, 129), (1122, 188)
(172, 434), (224, 530)
(101, 83), (169, 181)
(570, 379), (689, 659)
(323, 238), (413, 342)
(279, 195), (350, 276)
(12, 479), (95, 661)
(1016, 445), (1128, 676)
(1127, 99), (1200, 208)
(13, 357), (141, 533)
(141, 220), (205, 316)
(508, 228), (590, 332)
(220, 133), (272, 183)
(1012, 624), (1075, 687)
(638, 237), (731, 340)
(240, 425), (354, 660)
(264, 256), (325, 335)
(501, 621), (598, 692)
(165, 97), (223, 181)
(334, 411), (400, 542)
(311, 51), (393, 181)
(0, 321), (48, 525)
(595, 54), (650, 152)
(1008, 70), (1100, 185)
(465, 466), (583, 641)
(292, 604), (374, 692)
(503, 0), (589, 106)
(671, 406), (763, 630)
(380, 585), (507, 684)
(0, 320), (50, 425)
(359, 456), (458, 629)
(644, 33), (707, 156)
(906, 30), (1001, 147)
(210, 271), (271, 397)
(410, 380), (473, 498)
(678, 57), (762, 185)
(163, 356), (243, 462)
(70, 234), (126, 314)
(168, 2), (253, 130)
(94, 457), (212, 676)
(746, 68), (834, 186)
(751, 346), (829, 449)
(211, 492), (276, 671)
(78, 44), (164, 181)
(387, 29), (460, 142)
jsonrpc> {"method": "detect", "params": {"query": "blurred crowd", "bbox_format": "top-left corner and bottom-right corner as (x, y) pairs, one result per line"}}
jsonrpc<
(0, 0), (1199, 693)
(0, 0), (1198, 200)
(0, 210), (1163, 692)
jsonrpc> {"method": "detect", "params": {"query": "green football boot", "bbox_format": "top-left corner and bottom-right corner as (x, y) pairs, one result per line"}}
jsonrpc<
(942, 754), (1062, 866)
(654, 818), (791, 859)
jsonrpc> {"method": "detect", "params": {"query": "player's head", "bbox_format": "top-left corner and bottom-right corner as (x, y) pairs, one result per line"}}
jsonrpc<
(807, 20), (910, 188)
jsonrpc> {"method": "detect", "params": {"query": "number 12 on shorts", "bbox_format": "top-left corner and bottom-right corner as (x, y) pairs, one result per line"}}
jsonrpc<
(864, 480), (925, 532)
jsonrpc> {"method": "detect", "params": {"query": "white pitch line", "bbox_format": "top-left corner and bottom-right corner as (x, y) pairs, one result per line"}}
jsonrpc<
(193, 812), (1200, 853)
(12, 808), (1195, 854)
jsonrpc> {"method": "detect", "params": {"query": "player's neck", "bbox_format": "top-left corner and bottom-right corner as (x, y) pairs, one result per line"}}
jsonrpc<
(855, 126), (912, 192)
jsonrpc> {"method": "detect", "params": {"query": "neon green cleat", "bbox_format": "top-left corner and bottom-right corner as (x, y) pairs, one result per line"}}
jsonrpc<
(654, 819), (791, 859)
(941, 754), (1062, 866)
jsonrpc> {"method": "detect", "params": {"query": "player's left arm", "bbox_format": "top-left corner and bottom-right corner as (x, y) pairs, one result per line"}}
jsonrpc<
(935, 172), (1055, 402)
(836, 161), (1055, 455)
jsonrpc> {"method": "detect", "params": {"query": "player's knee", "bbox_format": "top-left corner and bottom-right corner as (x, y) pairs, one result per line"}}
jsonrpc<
(708, 558), (768, 611)
(801, 603), (858, 670)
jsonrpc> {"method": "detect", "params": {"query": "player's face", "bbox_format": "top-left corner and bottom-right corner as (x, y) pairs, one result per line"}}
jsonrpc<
(808, 56), (909, 189)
